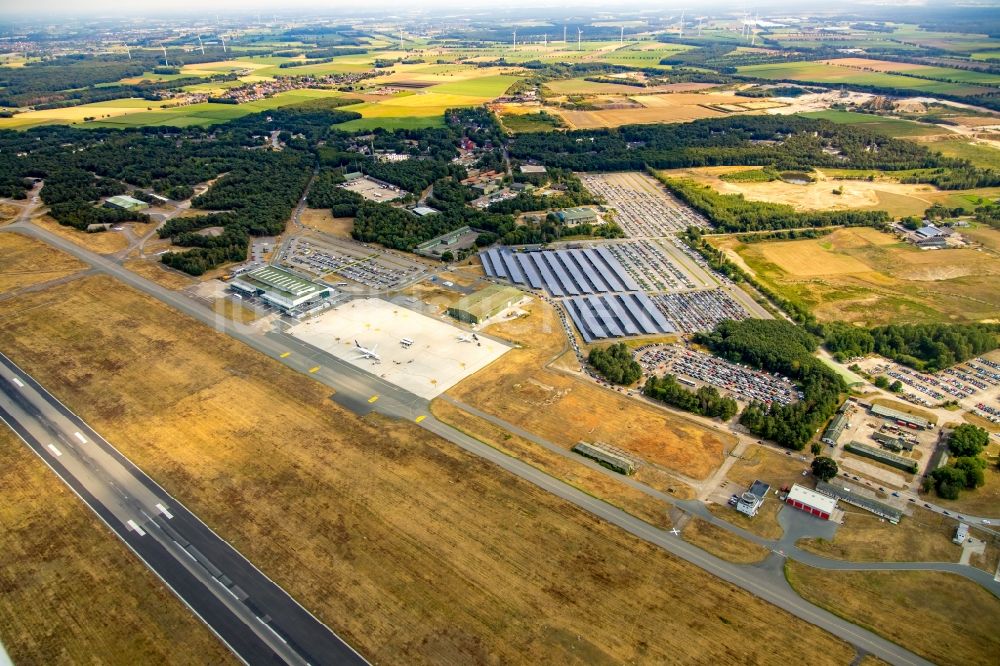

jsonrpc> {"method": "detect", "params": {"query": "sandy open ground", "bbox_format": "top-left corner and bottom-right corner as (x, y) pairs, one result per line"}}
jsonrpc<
(287, 297), (509, 399)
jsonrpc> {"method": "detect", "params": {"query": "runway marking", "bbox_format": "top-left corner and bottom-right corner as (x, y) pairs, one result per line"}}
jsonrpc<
(46, 443), (63, 457)
(10, 376), (24, 388)
(73, 431), (87, 444)
(415, 415), (426, 423)
(368, 395), (379, 403)
(309, 366), (320, 373)
(280, 352), (291, 358)
(126, 520), (146, 536)
(669, 528), (680, 536)
(155, 503), (174, 519)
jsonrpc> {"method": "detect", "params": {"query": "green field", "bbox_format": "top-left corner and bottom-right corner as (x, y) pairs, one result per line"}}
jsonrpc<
(739, 61), (992, 96)
(930, 139), (1000, 170)
(798, 110), (949, 138)
(425, 74), (520, 97)
(499, 111), (563, 133)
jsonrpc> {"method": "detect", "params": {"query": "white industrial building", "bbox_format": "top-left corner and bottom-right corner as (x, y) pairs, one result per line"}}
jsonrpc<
(229, 265), (330, 312)
(785, 484), (838, 521)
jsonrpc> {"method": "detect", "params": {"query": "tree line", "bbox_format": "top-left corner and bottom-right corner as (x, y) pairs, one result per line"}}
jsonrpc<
(643, 375), (738, 421)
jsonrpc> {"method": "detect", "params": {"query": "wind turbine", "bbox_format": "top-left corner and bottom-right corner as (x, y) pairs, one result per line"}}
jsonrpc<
(123, 42), (131, 60)
(161, 45), (168, 67)
(577, 27), (582, 51)
(679, 11), (685, 39)
(620, 26), (624, 45)
(220, 33), (227, 53)
(698, 17), (703, 37)
(197, 34), (205, 55)
(512, 29), (516, 51)
(543, 33), (547, 47)
(399, 27), (404, 51)
(563, 25), (567, 43)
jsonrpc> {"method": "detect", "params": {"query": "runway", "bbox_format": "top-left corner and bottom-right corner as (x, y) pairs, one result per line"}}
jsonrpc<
(3, 221), (939, 665)
(0, 351), (368, 666)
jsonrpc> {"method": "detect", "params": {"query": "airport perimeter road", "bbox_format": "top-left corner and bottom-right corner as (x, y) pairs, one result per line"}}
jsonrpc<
(0, 352), (368, 666)
(4, 224), (934, 664)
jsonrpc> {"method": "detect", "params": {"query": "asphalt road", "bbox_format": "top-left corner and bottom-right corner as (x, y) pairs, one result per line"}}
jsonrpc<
(0, 351), (368, 666)
(0, 222), (943, 664)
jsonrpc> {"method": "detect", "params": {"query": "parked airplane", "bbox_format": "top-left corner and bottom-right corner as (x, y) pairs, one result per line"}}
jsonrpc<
(354, 340), (381, 362)
(457, 333), (480, 343)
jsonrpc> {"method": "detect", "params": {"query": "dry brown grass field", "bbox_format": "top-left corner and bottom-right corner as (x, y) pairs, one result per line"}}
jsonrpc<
(122, 259), (196, 290)
(444, 298), (732, 480)
(712, 227), (1000, 325)
(32, 215), (129, 254)
(0, 274), (857, 665)
(431, 400), (674, 525)
(708, 499), (785, 540)
(0, 428), (235, 665)
(797, 508), (962, 563)
(786, 563), (1000, 666)
(553, 93), (761, 128)
(0, 232), (88, 294)
(658, 166), (1000, 218)
(299, 208), (354, 238)
(682, 518), (770, 564)
(0, 202), (20, 222)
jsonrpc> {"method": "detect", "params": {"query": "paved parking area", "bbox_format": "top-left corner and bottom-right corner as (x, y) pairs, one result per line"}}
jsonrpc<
(286, 297), (510, 399)
(580, 172), (708, 238)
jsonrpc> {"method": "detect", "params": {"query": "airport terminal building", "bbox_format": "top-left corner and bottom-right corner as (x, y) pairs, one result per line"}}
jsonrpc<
(230, 265), (331, 313)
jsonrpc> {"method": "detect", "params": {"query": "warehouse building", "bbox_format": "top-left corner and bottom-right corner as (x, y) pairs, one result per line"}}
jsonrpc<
(229, 265), (330, 313)
(447, 284), (525, 325)
(815, 480), (902, 524)
(845, 441), (919, 474)
(785, 484), (838, 521)
(556, 207), (599, 226)
(870, 403), (930, 430)
(572, 441), (636, 475)
(821, 410), (849, 446)
(104, 195), (149, 212)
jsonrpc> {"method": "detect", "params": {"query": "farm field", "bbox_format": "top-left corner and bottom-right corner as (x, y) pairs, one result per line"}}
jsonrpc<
(442, 297), (733, 480)
(87, 89), (348, 128)
(0, 427), (235, 665)
(0, 98), (185, 130)
(0, 274), (857, 665)
(544, 78), (717, 95)
(0, 232), (88, 294)
(739, 61), (994, 96)
(786, 563), (1000, 666)
(657, 165), (1000, 218)
(928, 138), (1000, 170)
(336, 74), (520, 130)
(712, 226), (1000, 326)
(553, 92), (764, 128)
(821, 58), (1000, 87)
(798, 110), (951, 138)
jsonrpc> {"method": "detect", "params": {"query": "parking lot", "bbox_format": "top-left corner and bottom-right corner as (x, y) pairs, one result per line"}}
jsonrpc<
(277, 235), (426, 291)
(856, 353), (1000, 413)
(636, 344), (800, 406)
(339, 175), (406, 202)
(608, 240), (698, 291)
(649, 288), (752, 333)
(580, 172), (709, 238)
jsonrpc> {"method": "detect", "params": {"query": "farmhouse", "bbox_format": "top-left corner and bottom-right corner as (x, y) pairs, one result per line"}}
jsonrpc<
(447, 284), (525, 325)
(104, 195), (149, 212)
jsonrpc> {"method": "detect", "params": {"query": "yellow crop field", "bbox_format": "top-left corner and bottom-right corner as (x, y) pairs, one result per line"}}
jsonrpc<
(0, 99), (180, 129)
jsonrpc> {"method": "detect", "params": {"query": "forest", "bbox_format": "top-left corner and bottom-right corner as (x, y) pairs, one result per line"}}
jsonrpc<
(588, 343), (642, 385)
(824, 322), (999, 372)
(643, 374), (738, 421)
(506, 115), (978, 177)
(696, 319), (845, 449)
